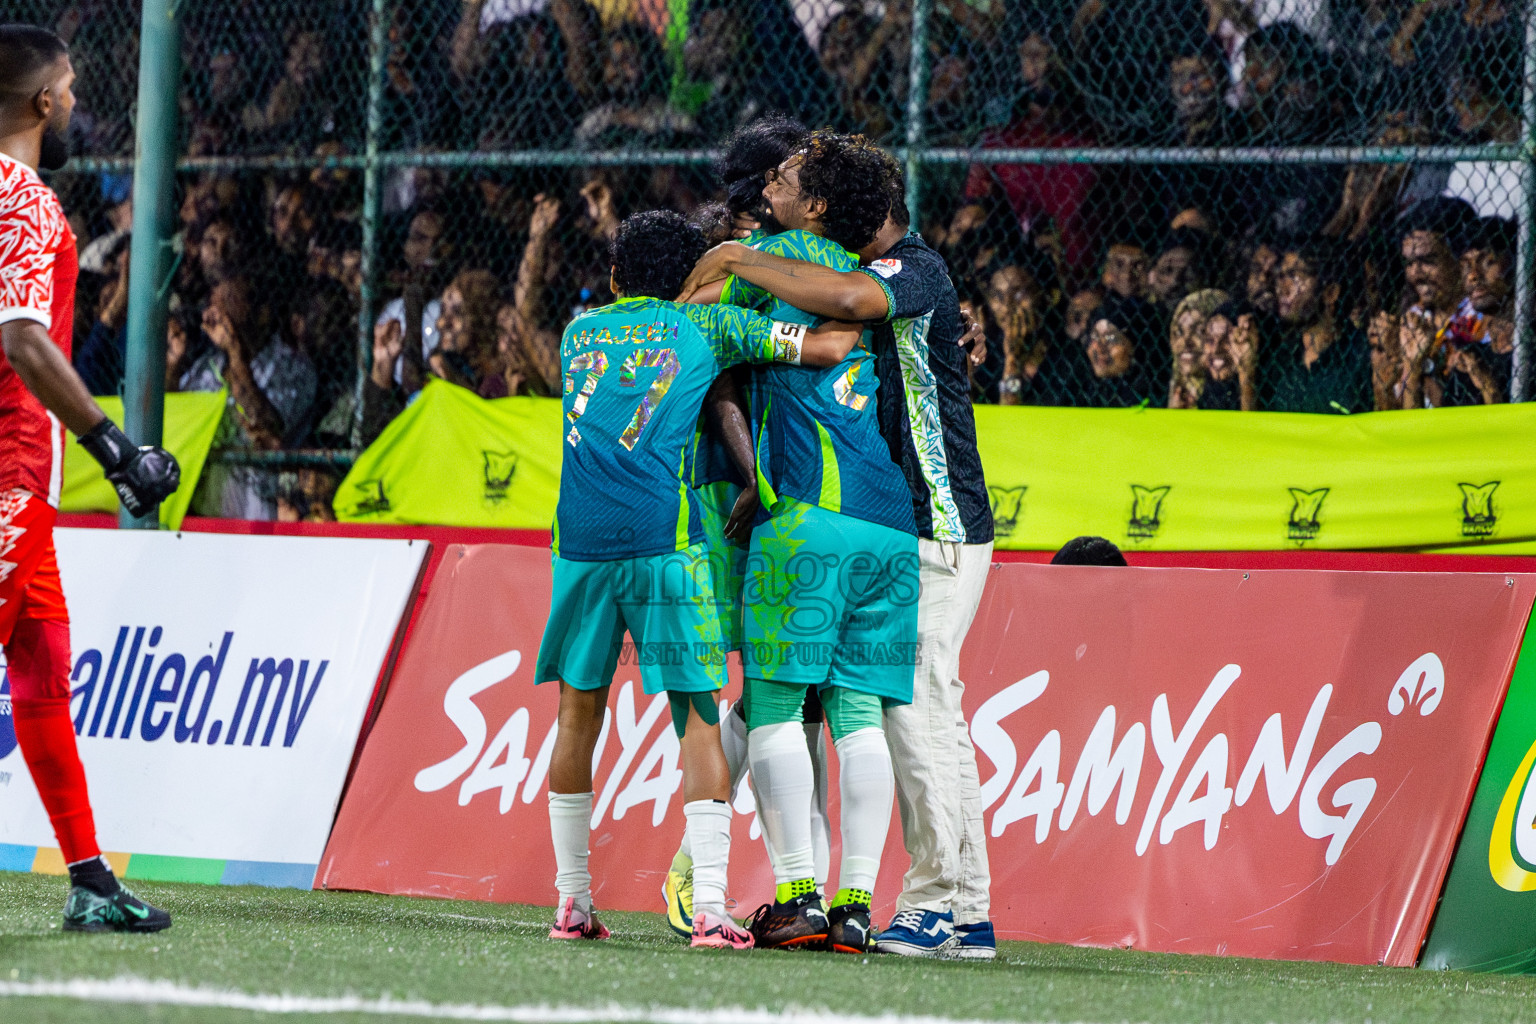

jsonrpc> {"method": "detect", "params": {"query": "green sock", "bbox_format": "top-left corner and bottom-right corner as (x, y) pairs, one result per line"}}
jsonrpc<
(775, 878), (816, 903)
(831, 887), (872, 909)
(670, 849), (692, 874)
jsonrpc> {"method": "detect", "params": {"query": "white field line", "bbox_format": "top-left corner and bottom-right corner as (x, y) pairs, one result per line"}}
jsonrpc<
(0, 977), (1078, 1024)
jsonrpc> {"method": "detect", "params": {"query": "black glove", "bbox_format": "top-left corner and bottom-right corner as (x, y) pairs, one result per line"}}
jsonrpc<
(77, 419), (182, 519)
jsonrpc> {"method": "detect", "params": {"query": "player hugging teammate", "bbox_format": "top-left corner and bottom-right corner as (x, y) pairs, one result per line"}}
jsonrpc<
(539, 119), (997, 959)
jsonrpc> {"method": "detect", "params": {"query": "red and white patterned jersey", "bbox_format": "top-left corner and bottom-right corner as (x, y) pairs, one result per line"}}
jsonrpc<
(0, 150), (78, 507)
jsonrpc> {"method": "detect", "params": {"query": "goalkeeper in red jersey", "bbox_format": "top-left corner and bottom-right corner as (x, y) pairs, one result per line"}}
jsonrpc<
(1, 24), (179, 931)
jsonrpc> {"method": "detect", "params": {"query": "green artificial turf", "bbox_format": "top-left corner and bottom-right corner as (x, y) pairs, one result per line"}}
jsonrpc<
(3, 870), (1536, 1023)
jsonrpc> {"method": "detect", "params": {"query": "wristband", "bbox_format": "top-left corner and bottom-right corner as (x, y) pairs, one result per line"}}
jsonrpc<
(77, 418), (134, 473)
(770, 320), (806, 365)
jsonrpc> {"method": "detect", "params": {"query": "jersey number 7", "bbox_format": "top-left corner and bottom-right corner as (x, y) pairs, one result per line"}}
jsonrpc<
(564, 347), (681, 450)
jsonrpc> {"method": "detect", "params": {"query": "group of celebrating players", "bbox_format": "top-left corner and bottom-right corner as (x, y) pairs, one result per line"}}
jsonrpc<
(535, 115), (998, 957)
(0, 21), (997, 955)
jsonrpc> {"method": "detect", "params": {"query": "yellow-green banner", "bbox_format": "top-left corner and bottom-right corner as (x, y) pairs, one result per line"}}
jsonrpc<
(336, 380), (1536, 554)
(336, 379), (562, 529)
(60, 391), (227, 530)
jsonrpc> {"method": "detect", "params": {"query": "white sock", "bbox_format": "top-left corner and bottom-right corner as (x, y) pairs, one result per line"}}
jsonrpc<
(679, 703), (748, 864)
(805, 720), (831, 886)
(748, 721), (816, 887)
(548, 791), (594, 911)
(834, 727), (894, 896)
(684, 799), (732, 919)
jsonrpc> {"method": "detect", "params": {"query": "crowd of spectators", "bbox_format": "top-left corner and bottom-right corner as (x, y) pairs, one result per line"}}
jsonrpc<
(28, 0), (1529, 520)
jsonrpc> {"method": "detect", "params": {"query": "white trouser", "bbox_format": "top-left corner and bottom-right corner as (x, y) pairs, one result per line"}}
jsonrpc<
(884, 538), (993, 924)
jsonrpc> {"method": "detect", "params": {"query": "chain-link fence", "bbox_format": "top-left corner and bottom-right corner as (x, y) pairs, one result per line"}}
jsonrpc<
(24, 0), (1536, 520)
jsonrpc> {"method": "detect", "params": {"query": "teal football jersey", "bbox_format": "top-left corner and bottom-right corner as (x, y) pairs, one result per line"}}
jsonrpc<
(554, 297), (779, 561)
(721, 230), (916, 536)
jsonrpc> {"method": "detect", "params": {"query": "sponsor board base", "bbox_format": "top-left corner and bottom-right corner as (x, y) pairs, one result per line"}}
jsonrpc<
(0, 844), (316, 888)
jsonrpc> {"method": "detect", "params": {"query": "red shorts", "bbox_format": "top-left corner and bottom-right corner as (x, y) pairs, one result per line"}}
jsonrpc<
(0, 488), (69, 649)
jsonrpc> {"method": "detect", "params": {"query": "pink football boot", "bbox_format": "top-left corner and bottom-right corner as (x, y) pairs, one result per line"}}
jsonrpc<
(691, 909), (754, 950)
(549, 897), (610, 940)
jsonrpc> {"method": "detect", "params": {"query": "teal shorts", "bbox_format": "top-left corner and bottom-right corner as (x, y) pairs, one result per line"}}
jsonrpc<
(697, 480), (747, 652)
(535, 542), (728, 695)
(743, 499), (919, 703)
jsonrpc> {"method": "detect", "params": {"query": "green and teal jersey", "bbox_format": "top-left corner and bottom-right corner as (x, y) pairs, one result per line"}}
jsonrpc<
(720, 230), (916, 536)
(553, 296), (779, 561)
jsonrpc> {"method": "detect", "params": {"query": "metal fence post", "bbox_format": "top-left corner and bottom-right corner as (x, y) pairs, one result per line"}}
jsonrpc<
(904, 0), (931, 229)
(352, 0), (391, 447)
(120, 0), (181, 528)
(1514, 0), (1536, 402)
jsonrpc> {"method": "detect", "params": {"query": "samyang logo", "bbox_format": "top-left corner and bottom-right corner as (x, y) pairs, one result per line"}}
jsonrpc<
(64, 627), (329, 749)
(1286, 487), (1329, 544)
(1489, 735), (1536, 891)
(413, 650), (763, 831)
(1127, 485), (1170, 541)
(970, 652), (1445, 865)
(1460, 481), (1499, 539)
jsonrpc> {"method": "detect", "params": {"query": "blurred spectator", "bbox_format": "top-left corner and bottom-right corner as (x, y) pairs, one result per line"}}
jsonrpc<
(1148, 228), (1212, 312)
(1065, 287), (1102, 348)
(1084, 295), (1159, 406)
(1051, 535), (1129, 565)
(1419, 212), (1516, 405)
(454, 2), (598, 148)
(952, 18), (1100, 277)
(496, 194), (563, 397)
(575, 21), (695, 148)
(819, 2), (908, 141)
(1389, 196), (1482, 408)
(1238, 24), (1349, 236)
(429, 269), (504, 397)
(181, 278), (319, 518)
(1267, 239), (1372, 413)
(1167, 289), (1230, 408)
(376, 208), (452, 370)
(73, 232), (132, 396)
(989, 256), (1088, 406)
(1200, 300), (1262, 410)
(678, 0), (835, 140)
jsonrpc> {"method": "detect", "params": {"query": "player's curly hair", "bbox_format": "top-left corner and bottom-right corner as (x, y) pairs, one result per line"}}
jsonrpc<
(718, 114), (808, 217)
(610, 210), (709, 301)
(796, 131), (898, 252)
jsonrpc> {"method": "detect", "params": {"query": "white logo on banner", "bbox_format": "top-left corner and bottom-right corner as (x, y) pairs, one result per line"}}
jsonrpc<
(414, 650), (761, 831)
(970, 658), (1443, 866)
(412, 650), (1444, 867)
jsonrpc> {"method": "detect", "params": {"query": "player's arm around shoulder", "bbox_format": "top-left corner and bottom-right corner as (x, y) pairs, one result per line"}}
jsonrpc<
(698, 303), (862, 370)
(676, 235), (891, 323)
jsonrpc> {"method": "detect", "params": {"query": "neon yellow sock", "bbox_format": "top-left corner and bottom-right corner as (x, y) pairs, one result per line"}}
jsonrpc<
(775, 878), (816, 903)
(670, 849), (691, 874)
(831, 887), (872, 909)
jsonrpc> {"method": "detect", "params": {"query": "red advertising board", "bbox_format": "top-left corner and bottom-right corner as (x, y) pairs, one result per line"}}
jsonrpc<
(319, 548), (1535, 966)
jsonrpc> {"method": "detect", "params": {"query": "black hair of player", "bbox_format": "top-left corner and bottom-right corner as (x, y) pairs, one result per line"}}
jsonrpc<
(1050, 536), (1129, 566)
(0, 24), (67, 100)
(610, 210), (709, 300)
(796, 131), (898, 251)
(718, 114), (809, 217)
